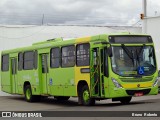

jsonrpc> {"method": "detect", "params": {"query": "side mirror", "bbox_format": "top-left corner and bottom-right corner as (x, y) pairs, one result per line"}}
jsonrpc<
(107, 47), (113, 57)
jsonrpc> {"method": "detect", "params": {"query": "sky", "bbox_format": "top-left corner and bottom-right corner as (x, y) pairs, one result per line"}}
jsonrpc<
(0, 0), (159, 26)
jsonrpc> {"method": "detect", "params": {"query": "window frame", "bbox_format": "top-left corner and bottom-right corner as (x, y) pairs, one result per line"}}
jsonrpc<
(50, 47), (60, 68)
(76, 43), (90, 66)
(23, 51), (35, 70)
(61, 45), (76, 68)
(1, 54), (9, 71)
(18, 52), (23, 71)
(34, 50), (38, 69)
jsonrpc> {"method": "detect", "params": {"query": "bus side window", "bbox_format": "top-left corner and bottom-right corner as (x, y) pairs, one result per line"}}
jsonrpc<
(23, 51), (34, 70)
(1, 54), (9, 71)
(50, 47), (60, 68)
(62, 45), (75, 67)
(34, 51), (38, 69)
(18, 52), (23, 71)
(76, 43), (90, 66)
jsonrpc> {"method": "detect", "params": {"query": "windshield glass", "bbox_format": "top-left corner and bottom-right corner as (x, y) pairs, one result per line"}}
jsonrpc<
(111, 46), (156, 76)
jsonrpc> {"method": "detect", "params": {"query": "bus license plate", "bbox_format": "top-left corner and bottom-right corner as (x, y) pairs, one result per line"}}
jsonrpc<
(135, 92), (143, 97)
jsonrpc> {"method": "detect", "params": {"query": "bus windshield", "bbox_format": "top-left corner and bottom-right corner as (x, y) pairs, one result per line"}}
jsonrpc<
(111, 45), (156, 76)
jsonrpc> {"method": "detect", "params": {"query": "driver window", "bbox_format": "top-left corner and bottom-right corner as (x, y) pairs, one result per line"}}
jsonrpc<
(143, 49), (149, 61)
(115, 48), (125, 67)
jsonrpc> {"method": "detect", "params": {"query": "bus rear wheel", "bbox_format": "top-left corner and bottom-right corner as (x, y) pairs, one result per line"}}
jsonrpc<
(80, 85), (95, 106)
(24, 85), (41, 102)
(120, 97), (132, 104)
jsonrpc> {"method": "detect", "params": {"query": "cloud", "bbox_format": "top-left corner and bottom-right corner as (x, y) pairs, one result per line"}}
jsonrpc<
(0, 0), (156, 26)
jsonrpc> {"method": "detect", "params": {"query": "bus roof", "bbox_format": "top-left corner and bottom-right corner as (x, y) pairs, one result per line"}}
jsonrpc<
(1, 33), (151, 54)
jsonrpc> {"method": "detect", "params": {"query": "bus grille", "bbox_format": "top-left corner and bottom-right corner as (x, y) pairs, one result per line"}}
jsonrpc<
(120, 77), (153, 82)
(126, 89), (151, 95)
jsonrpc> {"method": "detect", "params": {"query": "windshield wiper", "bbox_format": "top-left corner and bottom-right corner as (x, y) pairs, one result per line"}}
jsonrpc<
(121, 44), (133, 59)
(148, 47), (153, 57)
(136, 44), (145, 65)
(121, 44), (134, 66)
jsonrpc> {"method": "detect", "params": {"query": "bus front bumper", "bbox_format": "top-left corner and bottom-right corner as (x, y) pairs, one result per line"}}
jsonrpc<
(107, 86), (158, 98)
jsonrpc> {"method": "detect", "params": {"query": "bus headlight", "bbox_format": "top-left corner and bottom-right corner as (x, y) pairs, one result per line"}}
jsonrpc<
(152, 77), (159, 87)
(111, 78), (123, 88)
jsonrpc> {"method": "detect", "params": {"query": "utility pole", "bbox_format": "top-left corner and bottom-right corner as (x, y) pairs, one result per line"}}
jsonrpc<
(42, 14), (44, 25)
(142, 0), (147, 33)
(142, 0), (147, 17)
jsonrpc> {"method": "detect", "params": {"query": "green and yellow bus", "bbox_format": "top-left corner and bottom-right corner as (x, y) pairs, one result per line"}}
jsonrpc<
(1, 33), (159, 105)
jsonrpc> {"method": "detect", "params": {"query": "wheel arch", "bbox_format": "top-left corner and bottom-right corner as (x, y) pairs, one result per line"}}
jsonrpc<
(23, 81), (31, 93)
(77, 80), (95, 105)
(77, 80), (89, 96)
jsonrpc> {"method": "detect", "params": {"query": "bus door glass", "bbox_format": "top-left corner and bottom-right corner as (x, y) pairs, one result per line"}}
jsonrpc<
(91, 48), (100, 96)
(100, 48), (105, 96)
(41, 54), (49, 94)
(11, 58), (18, 93)
(91, 47), (107, 97)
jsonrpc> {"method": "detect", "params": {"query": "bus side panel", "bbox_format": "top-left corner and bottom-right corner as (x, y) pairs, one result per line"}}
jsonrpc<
(49, 68), (63, 96)
(49, 68), (76, 96)
(29, 70), (41, 95)
(17, 71), (23, 94)
(75, 37), (91, 96)
(1, 71), (12, 94)
(75, 66), (90, 95)
(18, 70), (40, 95)
(62, 67), (76, 96)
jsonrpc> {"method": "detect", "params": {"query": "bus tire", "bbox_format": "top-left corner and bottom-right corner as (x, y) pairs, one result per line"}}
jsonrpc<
(120, 97), (132, 104)
(80, 85), (95, 106)
(54, 96), (70, 101)
(24, 85), (41, 102)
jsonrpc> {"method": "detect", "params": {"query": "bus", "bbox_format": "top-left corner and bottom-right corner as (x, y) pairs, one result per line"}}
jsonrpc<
(1, 33), (159, 105)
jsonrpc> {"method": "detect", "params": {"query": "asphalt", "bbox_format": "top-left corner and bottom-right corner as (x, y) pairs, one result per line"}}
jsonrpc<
(0, 93), (160, 120)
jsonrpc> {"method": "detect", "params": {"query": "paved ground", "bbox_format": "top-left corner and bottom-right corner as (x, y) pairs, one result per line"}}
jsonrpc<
(1, 94), (160, 111)
(0, 91), (12, 96)
(0, 94), (160, 120)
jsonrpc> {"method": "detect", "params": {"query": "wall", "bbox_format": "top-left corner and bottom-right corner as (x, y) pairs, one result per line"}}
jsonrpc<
(0, 25), (141, 51)
(142, 17), (160, 69)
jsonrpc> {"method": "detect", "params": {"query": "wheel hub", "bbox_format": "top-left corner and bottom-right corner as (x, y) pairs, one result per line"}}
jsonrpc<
(83, 90), (89, 102)
(26, 89), (31, 100)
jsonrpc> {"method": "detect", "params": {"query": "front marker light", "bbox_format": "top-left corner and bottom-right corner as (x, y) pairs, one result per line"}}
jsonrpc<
(153, 77), (159, 87)
(111, 78), (123, 88)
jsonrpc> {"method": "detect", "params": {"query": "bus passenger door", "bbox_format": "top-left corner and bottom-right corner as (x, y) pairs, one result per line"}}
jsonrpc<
(11, 58), (18, 93)
(90, 47), (105, 97)
(41, 54), (49, 95)
(90, 48), (100, 97)
(100, 48), (105, 97)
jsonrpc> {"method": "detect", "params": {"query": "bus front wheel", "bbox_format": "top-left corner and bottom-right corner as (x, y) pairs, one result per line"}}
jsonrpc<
(80, 85), (95, 106)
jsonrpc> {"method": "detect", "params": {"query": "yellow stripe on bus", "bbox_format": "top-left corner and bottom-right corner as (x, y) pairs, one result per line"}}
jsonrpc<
(75, 37), (91, 44)
(75, 66), (90, 95)
(122, 82), (152, 89)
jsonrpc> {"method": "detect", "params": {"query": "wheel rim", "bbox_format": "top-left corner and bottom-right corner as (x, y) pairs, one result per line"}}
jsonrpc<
(83, 90), (90, 103)
(26, 89), (31, 100)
